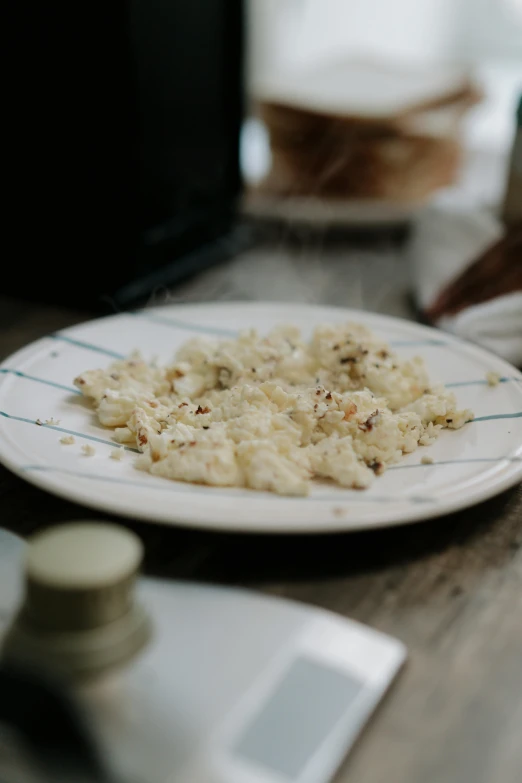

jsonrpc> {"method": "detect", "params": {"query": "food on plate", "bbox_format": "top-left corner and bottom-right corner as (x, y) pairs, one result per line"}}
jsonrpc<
(59, 435), (75, 445)
(486, 371), (502, 387)
(74, 323), (473, 496)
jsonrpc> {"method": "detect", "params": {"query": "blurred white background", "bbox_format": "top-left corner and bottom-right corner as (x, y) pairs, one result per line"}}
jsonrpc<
(247, 0), (522, 150)
(244, 0), (522, 205)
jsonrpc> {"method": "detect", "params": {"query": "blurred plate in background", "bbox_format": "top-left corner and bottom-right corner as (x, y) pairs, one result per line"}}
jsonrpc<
(242, 189), (424, 228)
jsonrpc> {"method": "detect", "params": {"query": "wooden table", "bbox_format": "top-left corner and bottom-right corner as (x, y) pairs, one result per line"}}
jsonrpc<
(1, 231), (522, 783)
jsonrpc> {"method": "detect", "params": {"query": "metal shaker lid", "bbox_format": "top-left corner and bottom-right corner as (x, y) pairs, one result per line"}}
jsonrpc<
(2, 522), (151, 683)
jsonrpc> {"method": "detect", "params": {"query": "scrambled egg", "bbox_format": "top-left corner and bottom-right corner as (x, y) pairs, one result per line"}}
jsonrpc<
(74, 323), (473, 496)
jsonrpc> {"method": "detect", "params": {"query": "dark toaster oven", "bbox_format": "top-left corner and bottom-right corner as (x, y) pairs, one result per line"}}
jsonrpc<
(4, 0), (244, 310)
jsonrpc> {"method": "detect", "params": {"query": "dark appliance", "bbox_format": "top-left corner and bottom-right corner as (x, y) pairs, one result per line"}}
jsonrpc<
(4, 1), (245, 310)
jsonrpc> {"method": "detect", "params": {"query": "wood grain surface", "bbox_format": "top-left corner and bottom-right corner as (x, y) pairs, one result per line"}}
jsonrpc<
(1, 231), (521, 783)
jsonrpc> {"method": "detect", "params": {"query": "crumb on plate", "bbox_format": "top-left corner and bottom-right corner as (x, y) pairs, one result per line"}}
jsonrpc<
(486, 371), (502, 387)
(81, 444), (96, 456)
(421, 455), (434, 465)
(45, 417), (61, 426)
(110, 447), (125, 460)
(60, 435), (75, 445)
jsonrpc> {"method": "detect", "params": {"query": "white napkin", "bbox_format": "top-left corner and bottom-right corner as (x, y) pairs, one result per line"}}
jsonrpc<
(409, 206), (522, 367)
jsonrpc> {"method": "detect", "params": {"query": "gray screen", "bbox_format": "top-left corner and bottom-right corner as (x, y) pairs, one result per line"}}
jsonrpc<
(232, 656), (363, 779)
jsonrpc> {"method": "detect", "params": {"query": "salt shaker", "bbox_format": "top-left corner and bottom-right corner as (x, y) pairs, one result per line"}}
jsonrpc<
(1, 522), (152, 684)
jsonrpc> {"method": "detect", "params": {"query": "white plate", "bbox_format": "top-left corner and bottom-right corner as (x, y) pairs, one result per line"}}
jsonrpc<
(0, 302), (521, 533)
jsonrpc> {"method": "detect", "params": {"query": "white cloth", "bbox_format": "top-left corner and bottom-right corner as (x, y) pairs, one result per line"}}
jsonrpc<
(409, 206), (522, 367)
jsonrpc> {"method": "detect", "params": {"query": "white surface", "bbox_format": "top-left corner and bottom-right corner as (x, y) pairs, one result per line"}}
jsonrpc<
(255, 59), (471, 118)
(248, 1), (461, 80)
(0, 302), (521, 533)
(506, 0), (522, 24)
(461, 61), (520, 158)
(457, 0), (522, 60)
(247, 0), (522, 80)
(79, 580), (405, 783)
